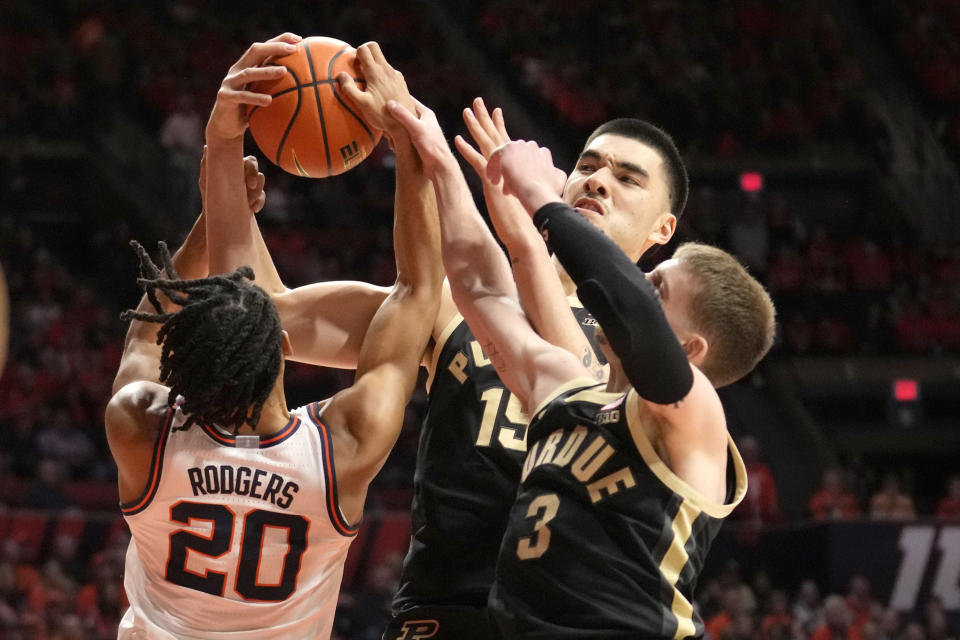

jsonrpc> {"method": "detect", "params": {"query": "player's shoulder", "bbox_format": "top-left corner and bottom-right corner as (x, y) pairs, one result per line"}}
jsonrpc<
(631, 364), (723, 430)
(105, 380), (172, 443)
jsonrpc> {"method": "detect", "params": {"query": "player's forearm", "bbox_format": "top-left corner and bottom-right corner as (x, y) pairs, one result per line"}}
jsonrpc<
(533, 202), (693, 403)
(508, 234), (602, 378)
(432, 161), (517, 306)
(391, 133), (443, 297)
(203, 140), (284, 294)
(204, 138), (250, 276)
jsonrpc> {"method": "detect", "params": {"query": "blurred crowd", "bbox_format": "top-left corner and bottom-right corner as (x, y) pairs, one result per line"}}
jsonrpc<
(731, 434), (960, 528)
(1, 1), (958, 638)
(869, 0), (960, 160)
(469, 0), (889, 162)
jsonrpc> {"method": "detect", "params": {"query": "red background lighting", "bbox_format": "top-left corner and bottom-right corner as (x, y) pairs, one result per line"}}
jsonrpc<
(740, 172), (764, 192)
(893, 378), (919, 402)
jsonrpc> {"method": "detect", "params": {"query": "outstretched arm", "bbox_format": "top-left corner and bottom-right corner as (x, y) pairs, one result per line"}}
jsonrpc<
(204, 33), (300, 291)
(203, 34), (396, 369)
(389, 100), (590, 412)
(320, 44), (442, 521)
(457, 98), (605, 381)
(488, 141), (694, 405)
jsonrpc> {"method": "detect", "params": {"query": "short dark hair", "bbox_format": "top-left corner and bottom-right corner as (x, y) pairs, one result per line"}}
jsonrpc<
(673, 242), (776, 387)
(121, 241), (283, 433)
(583, 118), (689, 220)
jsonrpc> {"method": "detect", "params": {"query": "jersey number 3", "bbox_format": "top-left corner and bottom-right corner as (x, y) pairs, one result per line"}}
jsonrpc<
(517, 493), (560, 560)
(166, 501), (308, 602)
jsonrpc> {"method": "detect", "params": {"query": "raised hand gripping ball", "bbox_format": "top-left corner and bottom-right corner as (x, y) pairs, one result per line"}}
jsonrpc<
(248, 36), (382, 178)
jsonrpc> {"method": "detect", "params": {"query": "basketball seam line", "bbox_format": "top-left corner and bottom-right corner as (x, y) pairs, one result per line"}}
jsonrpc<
(271, 64), (303, 174)
(304, 43), (333, 177)
(269, 78), (366, 101)
(327, 49), (378, 146)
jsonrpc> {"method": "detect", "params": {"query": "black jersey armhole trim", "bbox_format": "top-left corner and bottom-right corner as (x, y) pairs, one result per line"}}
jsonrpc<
(307, 401), (361, 537)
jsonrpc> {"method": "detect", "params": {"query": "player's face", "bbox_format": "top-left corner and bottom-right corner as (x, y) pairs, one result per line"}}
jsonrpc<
(562, 134), (675, 262)
(645, 258), (698, 348)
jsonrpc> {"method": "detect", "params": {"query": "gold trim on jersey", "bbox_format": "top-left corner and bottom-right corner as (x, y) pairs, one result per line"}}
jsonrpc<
(425, 312), (465, 393)
(562, 386), (621, 407)
(660, 500), (701, 639)
(530, 377), (603, 423)
(567, 294), (584, 309)
(624, 390), (747, 518)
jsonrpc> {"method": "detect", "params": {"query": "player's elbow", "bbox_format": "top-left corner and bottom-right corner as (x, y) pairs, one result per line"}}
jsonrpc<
(395, 263), (444, 301)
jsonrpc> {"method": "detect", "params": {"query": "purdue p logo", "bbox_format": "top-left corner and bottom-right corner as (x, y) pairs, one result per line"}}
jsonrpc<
(394, 619), (439, 639)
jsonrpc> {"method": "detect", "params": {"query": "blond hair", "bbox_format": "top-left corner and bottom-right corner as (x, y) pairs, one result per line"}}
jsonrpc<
(673, 242), (776, 387)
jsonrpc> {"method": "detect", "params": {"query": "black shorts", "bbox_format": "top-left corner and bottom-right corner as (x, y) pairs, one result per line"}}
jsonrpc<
(383, 605), (501, 640)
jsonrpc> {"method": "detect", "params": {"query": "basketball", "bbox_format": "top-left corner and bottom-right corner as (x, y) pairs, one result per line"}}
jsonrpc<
(248, 36), (382, 178)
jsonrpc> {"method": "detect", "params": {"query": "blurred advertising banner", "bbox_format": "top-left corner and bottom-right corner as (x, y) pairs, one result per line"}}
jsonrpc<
(706, 521), (960, 613)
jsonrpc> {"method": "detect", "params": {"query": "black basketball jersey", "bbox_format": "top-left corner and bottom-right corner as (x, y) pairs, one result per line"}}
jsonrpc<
(490, 383), (747, 639)
(393, 303), (603, 612)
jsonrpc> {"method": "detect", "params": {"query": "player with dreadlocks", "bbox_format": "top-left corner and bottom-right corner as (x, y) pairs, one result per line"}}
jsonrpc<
(106, 33), (442, 639)
(120, 240), (283, 434)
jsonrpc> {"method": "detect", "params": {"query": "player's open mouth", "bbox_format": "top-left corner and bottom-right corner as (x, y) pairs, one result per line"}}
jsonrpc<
(574, 197), (605, 216)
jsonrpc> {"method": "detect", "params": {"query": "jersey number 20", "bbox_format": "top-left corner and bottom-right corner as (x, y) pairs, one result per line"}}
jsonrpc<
(166, 501), (308, 602)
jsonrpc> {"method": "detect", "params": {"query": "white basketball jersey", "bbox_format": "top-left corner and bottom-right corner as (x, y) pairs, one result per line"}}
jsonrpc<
(118, 401), (358, 640)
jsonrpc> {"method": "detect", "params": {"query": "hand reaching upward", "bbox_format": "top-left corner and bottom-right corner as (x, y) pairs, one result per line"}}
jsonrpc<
(487, 140), (567, 217)
(337, 41), (416, 143)
(205, 33), (302, 143)
(386, 99), (456, 179)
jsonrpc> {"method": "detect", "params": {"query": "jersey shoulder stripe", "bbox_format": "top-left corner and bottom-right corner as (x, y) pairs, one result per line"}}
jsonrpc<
(306, 401), (360, 537)
(425, 312), (464, 393)
(119, 405), (176, 516)
(531, 378), (605, 424)
(624, 390), (747, 517)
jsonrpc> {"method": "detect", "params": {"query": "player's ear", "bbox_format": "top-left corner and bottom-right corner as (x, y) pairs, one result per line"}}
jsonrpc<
(647, 212), (676, 246)
(281, 330), (293, 357)
(681, 333), (708, 368)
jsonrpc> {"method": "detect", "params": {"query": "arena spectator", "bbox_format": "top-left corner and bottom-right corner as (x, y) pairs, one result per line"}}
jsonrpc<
(35, 408), (96, 477)
(794, 579), (826, 638)
(734, 436), (781, 545)
(23, 459), (72, 511)
(878, 608), (903, 640)
(761, 589), (794, 640)
(707, 587), (749, 640)
(845, 575), (877, 637)
(869, 473), (917, 521)
(810, 468), (861, 521)
(935, 475), (960, 519)
(810, 594), (857, 640)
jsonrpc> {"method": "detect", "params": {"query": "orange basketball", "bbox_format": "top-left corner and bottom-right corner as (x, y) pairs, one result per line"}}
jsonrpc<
(248, 36), (382, 178)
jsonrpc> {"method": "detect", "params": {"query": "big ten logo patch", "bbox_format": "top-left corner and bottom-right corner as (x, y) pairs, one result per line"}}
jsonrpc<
(340, 141), (362, 168)
(392, 619), (440, 639)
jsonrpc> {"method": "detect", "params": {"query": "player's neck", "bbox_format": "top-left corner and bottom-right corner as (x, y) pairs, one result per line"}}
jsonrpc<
(604, 360), (631, 395)
(236, 380), (290, 436)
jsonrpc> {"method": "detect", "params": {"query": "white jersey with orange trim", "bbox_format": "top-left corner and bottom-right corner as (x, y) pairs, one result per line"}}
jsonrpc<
(118, 400), (357, 640)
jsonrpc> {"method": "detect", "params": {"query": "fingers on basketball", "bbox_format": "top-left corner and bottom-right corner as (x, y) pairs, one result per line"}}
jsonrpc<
(247, 37), (383, 178)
